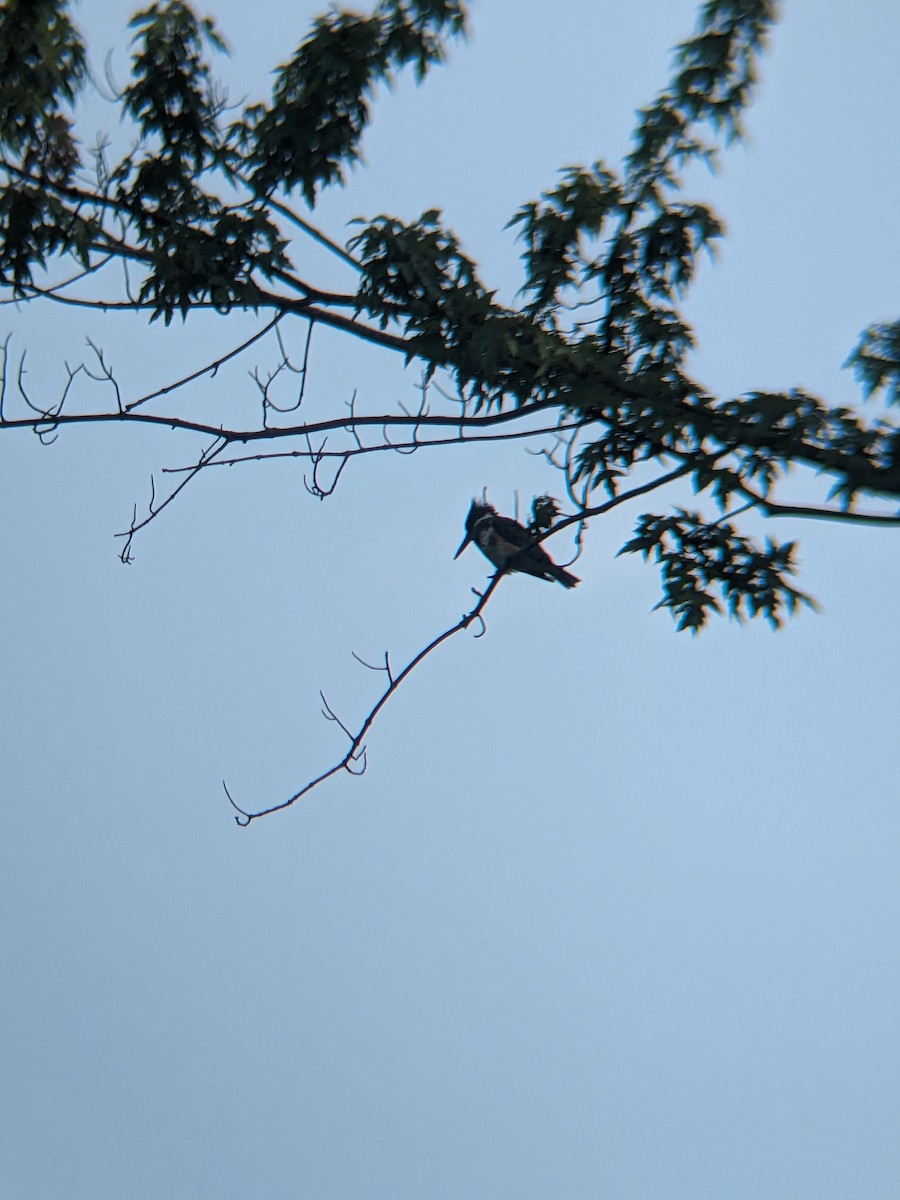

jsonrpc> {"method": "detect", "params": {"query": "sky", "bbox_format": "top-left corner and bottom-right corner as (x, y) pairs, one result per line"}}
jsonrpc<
(1, 2), (898, 1197)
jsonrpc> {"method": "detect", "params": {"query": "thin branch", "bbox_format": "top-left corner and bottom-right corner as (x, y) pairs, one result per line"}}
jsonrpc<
(560, 460), (697, 530)
(159, 420), (586, 473)
(114, 436), (227, 562)
(250, 293), (416, 357)
(0, 333), (10, 423)
(267, 265), (359, 308)
(0, 254), (115, 307)
(224, 572), (505, 825)
(351, 649), (394, 685)
(17, 350), (65, 441)
(737, 482), (900, 527)
(126, 314), (285, 410)
(344, 389), (365, 452)
(84, 339), (123, 413)
(265, 195), (362, 270)
(223, 456), (703, 824)
(255, 319), (315, 426)
(303, 435), (350, 498)
(0, 396), (559, 443)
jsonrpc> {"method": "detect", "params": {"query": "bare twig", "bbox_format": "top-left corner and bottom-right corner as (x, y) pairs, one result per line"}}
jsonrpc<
(17, 350), (66, 443)
(115, 436), (228, 562)
(84, 339), (123, 413)
(351, 649), (394, 685)
(303, 435), (349, 498)
(159, 420), (585, 473)
(223, 459), (702, 824)
(265, 195), (363, 271)
(224, 572), (503, 825)
(126, 314), (285, 411)
(0, 333), (10, 423)
(0, 254), (114, 307)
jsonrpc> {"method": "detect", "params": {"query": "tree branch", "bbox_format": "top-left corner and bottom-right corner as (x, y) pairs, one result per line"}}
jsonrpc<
(224, 577), (501, 825)
(223, 460), (692, 823)
(126, 314), (286, 410)
(736, 482), (900, 527)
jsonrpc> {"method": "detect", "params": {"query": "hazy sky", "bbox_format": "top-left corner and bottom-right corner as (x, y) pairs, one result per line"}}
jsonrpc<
(1, 2), (898, 1198)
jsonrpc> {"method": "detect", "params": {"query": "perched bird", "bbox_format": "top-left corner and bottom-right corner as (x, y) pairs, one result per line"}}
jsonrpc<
(454, 500), (580, 588)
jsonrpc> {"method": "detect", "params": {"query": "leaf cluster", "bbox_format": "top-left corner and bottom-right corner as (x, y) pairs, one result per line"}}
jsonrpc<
(846, 321), (900, 406)
(620, 509), (815, 632)
(239, 0), (467, 204)
(0, 0), (895, 633)
(0, 0), (465, 318)
(0, 0), (85, 157)
(0, 0), (88, 285)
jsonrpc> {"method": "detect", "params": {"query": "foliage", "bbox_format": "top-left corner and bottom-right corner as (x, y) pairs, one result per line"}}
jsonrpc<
(0, 0), (897, 815)
(620, 509), (815, 633)
(1, 0), (896, 602)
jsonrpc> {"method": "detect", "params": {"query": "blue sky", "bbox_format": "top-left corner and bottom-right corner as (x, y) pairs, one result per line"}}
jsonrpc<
(1, 2), (898, 1197)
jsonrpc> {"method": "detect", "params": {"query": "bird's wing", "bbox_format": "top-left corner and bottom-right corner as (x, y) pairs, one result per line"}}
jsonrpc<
(493, 514), (534, 549)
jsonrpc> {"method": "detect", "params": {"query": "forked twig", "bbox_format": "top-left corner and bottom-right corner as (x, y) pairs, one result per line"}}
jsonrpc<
(224, 573), (504, 825)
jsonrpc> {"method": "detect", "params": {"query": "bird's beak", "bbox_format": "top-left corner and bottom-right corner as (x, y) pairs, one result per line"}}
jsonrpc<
(454, 532), (472, 560)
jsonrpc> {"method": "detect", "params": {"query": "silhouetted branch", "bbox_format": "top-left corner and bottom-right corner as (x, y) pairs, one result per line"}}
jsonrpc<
(126, 314), (285, 411)
(303, 436), (349, 498)
(344, 389), (366, 452)
(351, 649), (394, 685)
(17, 350), (65, 443)
(736, 482), (900, 527)
(223, 459), (696, 823)
(0, 254), (114, 306)
(115, 436), (228, 562)
(84, 339), (123, 413)
(159, 421), (585, 473)
(265, 195), (363, 271)
(255, 319), (316, 428)
(0, 333), (10, 423)
(1, 396), (559, 441)
(224, 574), (503, 825)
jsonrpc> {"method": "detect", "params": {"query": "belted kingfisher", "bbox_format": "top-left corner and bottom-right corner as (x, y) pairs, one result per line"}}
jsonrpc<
(454, 501), (580, 588)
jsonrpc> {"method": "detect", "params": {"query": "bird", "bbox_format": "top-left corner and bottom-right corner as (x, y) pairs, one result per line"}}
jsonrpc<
(454, 500), (580, 588)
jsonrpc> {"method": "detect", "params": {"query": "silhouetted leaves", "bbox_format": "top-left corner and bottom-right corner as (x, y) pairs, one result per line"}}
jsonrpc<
(619, 510), (817, 632)
(0, 0), (895, 629)
(846, 321), (900, 405)
(240, 0), (467, 204)
(0, 0), (85, 157)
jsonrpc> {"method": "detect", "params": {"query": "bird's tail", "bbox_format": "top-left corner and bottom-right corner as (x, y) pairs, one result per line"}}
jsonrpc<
(552, 565), (580, 589)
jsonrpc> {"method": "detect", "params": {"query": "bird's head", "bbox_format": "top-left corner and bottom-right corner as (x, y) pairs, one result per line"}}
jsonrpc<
(454, 499), (495, 559)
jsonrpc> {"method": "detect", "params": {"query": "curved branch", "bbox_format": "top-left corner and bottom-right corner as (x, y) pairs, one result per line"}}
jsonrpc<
(0, 396), (558, 442)
(223, 456), (701, 824)
(160, 419), (586, 473)
(224, 572), (502, 825)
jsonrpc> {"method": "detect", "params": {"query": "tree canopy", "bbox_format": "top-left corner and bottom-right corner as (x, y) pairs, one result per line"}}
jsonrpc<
(1, 0), (896, 819)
